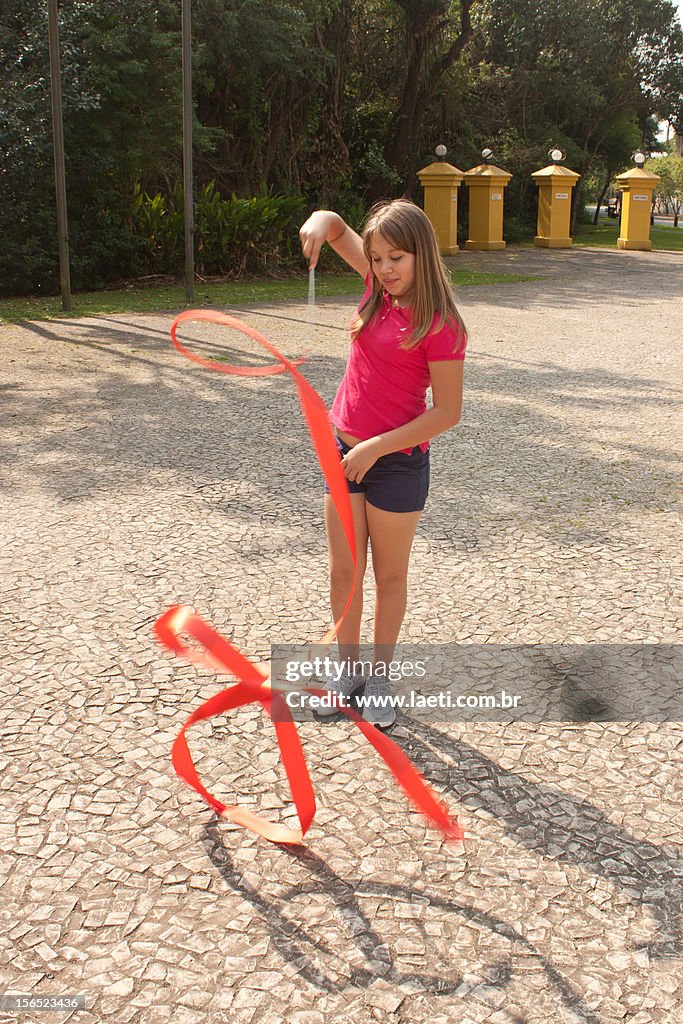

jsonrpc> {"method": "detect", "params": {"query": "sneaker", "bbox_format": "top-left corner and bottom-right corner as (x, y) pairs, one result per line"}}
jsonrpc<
(361, 675), (396, 729)
(314, 672), (366, 717)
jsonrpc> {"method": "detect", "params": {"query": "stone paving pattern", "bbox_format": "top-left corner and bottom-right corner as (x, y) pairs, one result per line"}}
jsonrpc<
(0, 246), (681, 1024)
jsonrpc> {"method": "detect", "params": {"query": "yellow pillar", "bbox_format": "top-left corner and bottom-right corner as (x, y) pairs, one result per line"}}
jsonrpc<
(417, 159), (464, 255)
(463, 163), (513, 250)
(531, 164), (581, 247)
(615, 167), (660, 251)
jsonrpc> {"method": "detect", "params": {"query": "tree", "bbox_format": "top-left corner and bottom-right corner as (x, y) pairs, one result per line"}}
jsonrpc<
(648, 153), (683, 226)
(0, 0), (184, 292)
(4, 0), (683, 294)
(192, 0), (327, 193)
(463, 0), (683, 232)
(590, 114), (641, 224)
(382, 0), (474, 190)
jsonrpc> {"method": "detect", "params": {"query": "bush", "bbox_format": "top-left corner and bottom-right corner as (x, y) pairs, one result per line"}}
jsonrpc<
(132, 182), (306, 277)
(131, 183), (184, 276)
(502, 213), (533, 244)
(0, 183), (308, 296)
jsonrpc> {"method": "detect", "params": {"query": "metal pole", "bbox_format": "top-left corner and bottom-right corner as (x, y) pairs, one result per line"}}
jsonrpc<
(181, 0), (195, 303)
(47, 0), (71, 311)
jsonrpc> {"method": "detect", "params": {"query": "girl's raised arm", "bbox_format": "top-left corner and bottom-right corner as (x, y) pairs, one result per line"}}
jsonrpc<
(299, 210), (368, 277)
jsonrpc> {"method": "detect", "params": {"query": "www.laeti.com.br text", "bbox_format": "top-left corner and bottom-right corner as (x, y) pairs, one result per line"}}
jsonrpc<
(285, 690), (522, 711)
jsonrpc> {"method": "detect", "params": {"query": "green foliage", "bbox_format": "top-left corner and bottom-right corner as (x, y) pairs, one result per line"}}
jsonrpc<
(194, 186), (306, 275)
(131, 185), (184, 275)
(501, 214), (533, 244)
(3, 0), (683, 296)
(354, 140), (404, 195)
(647, 154), (683, 221)
(575, 197), (596, 225)
(465, 0), (683, 174)
(131, 183), (306, 277)
(0, 0), (183, 293)
(192, 0), (326, 192)
(648, 154), (683, 197)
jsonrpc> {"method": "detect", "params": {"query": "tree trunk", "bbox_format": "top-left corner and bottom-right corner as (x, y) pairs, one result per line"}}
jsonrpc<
(312, 2), (352, 202)
(570, 169), (585, 236)
(385, 30), (427, 179)
(370, 0), (472, 198)
(594, 167), (611, 225)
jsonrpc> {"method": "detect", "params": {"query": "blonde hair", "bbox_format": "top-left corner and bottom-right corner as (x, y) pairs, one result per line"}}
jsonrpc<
(350, 198), (467, 352)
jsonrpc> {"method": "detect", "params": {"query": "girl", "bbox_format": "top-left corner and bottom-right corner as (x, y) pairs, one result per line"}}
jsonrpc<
(299, 199), (466, 728)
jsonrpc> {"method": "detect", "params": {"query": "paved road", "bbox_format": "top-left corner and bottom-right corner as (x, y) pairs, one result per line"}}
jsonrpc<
(0, 246), (681, 1023)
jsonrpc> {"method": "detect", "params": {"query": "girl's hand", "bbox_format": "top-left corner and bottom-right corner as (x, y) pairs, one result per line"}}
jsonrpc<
(299, 211), (368, 276)
(299, 211), (339, 270)
(340, 439), (381, 484)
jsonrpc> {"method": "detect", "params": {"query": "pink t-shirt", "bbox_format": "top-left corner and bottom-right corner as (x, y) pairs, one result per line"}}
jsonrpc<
(330, 277), (466, 453)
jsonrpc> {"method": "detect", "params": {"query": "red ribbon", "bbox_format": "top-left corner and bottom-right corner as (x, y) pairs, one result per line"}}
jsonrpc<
(155, 309), (463, 844)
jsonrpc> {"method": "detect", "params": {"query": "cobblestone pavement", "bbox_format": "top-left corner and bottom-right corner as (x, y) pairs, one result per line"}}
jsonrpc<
(0, 246), (681, 1024)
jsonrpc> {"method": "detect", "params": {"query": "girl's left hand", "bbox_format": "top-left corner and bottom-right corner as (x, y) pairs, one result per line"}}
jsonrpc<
(340, 439), (381, 483)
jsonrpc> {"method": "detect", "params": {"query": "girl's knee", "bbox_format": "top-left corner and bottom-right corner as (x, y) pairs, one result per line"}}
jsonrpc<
(374, 569), (408, 595)
(330, 560), (366, 594)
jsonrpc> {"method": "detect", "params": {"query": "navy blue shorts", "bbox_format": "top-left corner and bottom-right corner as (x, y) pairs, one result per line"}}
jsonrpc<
(324, 435), (430, 513)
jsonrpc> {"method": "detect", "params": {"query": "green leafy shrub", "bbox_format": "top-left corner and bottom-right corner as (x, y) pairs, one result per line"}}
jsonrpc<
(502, 213), (533, 244)
(131, 183), (184, 275)
(131, 182), (305, 277)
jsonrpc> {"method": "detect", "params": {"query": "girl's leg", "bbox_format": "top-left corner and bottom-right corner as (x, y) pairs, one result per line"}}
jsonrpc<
(323, 492), (369, 664)
(365, 504), (422, 668)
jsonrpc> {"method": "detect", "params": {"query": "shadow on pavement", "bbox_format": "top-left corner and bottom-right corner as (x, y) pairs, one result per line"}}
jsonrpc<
(201, 817), (605, 1023)
(402, 719), (682, 961)
(1, 313), (679, 553)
